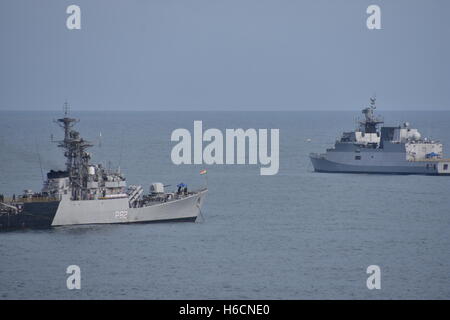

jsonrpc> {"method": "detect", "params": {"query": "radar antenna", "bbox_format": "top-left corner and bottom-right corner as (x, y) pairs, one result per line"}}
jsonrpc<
(63, 100), (70, 116)
(369, 95), (376, 109)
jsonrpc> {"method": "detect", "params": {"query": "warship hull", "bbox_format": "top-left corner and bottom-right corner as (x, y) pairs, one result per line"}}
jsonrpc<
(0, 190), (207, 231)
(310, 97), (450, 176)
(310, 154), (450, 175)
(1, 109), (209, 232)
(0, 201), (60, 230)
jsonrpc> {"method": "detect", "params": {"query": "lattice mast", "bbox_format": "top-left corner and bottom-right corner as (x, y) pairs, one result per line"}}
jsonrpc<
(55, 102), (93, 200)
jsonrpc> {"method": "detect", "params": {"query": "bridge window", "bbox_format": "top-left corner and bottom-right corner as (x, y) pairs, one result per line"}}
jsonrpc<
(444, 164), (449, 171)
(355, 155), (361, 160)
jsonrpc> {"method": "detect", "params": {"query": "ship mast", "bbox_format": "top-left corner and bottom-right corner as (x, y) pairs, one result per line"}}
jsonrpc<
(55, 102), (93, 200)
(359, 96), (384, 133)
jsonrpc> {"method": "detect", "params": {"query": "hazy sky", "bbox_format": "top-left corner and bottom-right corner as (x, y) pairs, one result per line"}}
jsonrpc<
(0, 0), (449, 111)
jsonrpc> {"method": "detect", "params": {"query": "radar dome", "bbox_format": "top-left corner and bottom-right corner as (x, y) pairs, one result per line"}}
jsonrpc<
(412, 132), (421, 140)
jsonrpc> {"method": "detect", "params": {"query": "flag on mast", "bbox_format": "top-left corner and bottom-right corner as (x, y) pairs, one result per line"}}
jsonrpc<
(199, 169), (207, 175)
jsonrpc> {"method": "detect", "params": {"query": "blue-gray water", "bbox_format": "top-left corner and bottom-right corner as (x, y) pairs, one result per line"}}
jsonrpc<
(0, 111), (449, 299)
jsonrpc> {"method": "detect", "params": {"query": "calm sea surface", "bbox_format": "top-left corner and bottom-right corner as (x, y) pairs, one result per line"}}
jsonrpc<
(0, 111), (449, 299)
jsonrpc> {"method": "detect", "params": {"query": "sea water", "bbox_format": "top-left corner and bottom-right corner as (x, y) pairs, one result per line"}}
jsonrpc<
(0, 111), (449, 299)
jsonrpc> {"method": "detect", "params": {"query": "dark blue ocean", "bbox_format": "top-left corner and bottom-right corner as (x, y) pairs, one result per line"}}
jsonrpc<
(0, 111), (449, 299)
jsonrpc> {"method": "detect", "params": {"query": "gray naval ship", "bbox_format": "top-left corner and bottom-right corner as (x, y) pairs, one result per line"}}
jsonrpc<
(310, 97), (450, 175)
(0, 107), (207, 230)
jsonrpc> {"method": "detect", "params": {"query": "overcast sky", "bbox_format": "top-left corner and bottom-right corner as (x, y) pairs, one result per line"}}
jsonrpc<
(0, 0), (449, 111)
